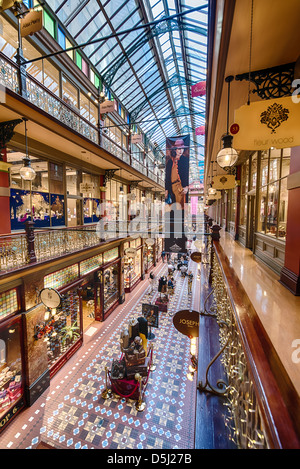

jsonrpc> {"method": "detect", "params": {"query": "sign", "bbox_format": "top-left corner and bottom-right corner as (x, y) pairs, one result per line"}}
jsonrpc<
(125, 247), (137, 258)
(191, 81), (206, 98)
(207, 190), (221, 200)
(195, 125), (205, 136)
(165, 135), (190, 253)
(230, 123), (239, 135)
(191, 252), (202, 263)
(131, 134), (143, 144)
(142, 304), (159, 328)
(145, 238), (155, 246)
(20, 9), (43, 37)
(100, 100), (118, 114)
(211, 174), (236, 190)
(173, 310), (200, 338)
(40, 288), (61, 309)
(233, 96), (300, 150)
(80, 182), (94, 193)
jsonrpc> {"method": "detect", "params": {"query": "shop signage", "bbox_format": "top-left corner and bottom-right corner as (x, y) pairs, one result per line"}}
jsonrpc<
(100, 100), (118, 114)
(125, 247), (137, 258)
(0, 399), (24, 430)
(191, 252), (202, 263)
(80, 182), (94, 193)
(127, 193), (136, 201)
(40, 288), (61, 309)
(207, 190), (221, 200)
(131, 134), (143, 144)
(195, 125), (205, 136)
(211, 175), (236, 190)
(233, 96), (300, 150)
(191, 81), (206, 98)
(20, 9), (43, 37)
(145, 238), (155, 245)
(173, 310), (200, 338)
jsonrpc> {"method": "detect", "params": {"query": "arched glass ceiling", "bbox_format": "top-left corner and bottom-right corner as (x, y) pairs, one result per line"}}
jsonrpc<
(46, 0), (208, 183)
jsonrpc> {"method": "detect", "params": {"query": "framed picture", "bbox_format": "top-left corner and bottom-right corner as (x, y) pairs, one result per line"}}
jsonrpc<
(142, 303), (159, 328)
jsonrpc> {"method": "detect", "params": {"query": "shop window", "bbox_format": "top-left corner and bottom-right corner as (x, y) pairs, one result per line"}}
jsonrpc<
(80, 93), (97, 125)
(44, 264), (79, 290)
(0, 289), (19, 322)
(0, 17), (18, 60)
(49, 163), (64, 194)
(23, 38), (43, 82)
(0, 317), (23, 422)
(257, 148), (290, 240)
(62, 75), (79, 108)
(83, 198), (100, 224)
(9, 153), (48, 192)
(46, 289), (81, 370)
(124, 249), (141, 290)
(10, 189), (50, 230)
(103, 263), (119, 313)
(250, 152), (257, 190)
(66, 166), (79, 196)
(80, 254), (103, 276)
(43, 59), (60, 97)
(51, 194), (65, 226)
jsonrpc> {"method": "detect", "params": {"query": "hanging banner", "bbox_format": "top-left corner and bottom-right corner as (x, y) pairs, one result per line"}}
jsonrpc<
(233, 96), (300, 150)
(195, 125), (205, 136)
(131, 134), (143, 144)
(165, 135), (190, 253)
(211, 174), (236, 190)
(191, 81), (206, 98)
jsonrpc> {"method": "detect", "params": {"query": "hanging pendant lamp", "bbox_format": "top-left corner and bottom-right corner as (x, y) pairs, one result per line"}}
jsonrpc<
(216, 76), (238, 170)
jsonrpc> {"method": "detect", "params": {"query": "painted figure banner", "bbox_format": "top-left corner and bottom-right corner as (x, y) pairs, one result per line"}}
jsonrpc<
(164, 135), (190, 253)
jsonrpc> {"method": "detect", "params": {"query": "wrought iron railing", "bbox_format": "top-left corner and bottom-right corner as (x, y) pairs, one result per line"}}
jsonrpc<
(198, 230), (300, 449)
(0, 53), (164, 186)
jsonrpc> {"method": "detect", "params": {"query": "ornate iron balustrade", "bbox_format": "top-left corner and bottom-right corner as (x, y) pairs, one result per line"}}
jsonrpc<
(0, 233), (29, 272)
(0, 53), (163, 185)
(200, 239), (300, 449)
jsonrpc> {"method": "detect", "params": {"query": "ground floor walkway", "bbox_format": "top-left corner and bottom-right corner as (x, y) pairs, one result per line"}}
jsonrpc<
(0, 259), (201, 450)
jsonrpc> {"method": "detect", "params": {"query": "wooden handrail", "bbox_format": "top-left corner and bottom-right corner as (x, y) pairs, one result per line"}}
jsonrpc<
(213, 240), (300, 449)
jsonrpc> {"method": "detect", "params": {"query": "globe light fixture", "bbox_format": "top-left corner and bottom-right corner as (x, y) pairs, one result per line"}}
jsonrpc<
(216, 134), (238, 169)
(20, 118), (36, 181)
(216, 75), (238, 171)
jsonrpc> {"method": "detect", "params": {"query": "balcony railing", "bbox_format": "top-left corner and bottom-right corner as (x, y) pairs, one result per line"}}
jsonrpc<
(196, 227), (300, 449)
(0, 53), (164, 187)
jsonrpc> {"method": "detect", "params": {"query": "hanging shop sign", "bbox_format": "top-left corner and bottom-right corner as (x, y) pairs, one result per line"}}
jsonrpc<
(40, 287), (61, 309)
(80, 182), (94, 194)
(194, 240), (203, 250)
(191, 81), (206, 98)
(131, 134), (143, 144)
(100, 100), (118, 113)
(173, 310), (200, 338)
(20, 9), (43, 37)
(125, 247), (137, 258)
(207, 190), (221, 200)
(195, 125), (205, 136)
(211, 174), (236, 190)
(191, 252), (202, 263)
(233, 96), (300, 150)
(145, 238), (155, 246)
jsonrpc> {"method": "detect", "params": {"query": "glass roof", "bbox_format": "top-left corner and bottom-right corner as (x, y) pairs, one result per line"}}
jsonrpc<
(46, 0), (208, 183)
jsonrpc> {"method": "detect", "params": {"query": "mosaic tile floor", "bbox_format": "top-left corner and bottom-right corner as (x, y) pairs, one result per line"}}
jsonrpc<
(0, 260), (200, 450)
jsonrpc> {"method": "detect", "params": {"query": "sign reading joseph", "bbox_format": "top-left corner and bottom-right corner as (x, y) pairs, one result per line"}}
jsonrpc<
(173, 310), (200, 338)
(233, 96), (300, 150)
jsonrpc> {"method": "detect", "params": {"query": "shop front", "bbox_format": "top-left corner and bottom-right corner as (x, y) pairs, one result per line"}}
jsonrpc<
(43, 264), (83, 378)
(0, 288), (25, 433)
(123, 238), (143, 292)
(143, 239), (155, 273)
(99, 247), (121, 321)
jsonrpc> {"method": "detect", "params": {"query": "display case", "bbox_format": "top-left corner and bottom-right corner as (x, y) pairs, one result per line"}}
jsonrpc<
(0, 316), (24, 431)
(45, 288), (82, 377)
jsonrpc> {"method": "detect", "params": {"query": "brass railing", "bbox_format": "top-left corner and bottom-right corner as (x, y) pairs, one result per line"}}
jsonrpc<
(198, 230), (300, 449)
(207, 249), (268, 448)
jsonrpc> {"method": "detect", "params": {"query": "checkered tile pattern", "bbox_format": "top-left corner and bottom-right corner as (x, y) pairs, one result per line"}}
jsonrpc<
(0, 261), (199, 449)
